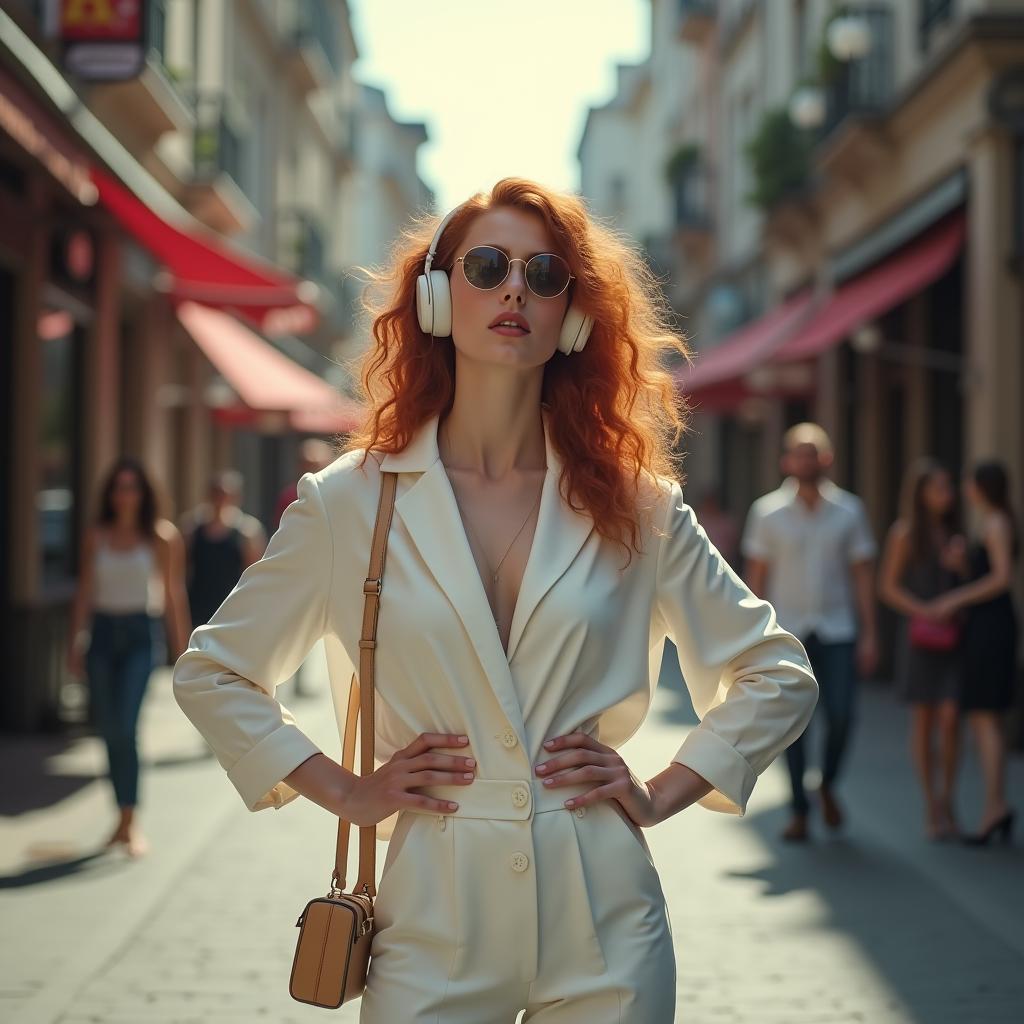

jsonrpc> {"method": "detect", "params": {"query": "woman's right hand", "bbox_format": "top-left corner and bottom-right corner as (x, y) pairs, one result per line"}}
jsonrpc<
(337, 732), (475, 826)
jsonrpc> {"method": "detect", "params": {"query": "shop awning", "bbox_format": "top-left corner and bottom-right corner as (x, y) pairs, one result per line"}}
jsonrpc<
(676, 290), (815, 410)
(772, 214), (966, 364)
(177, 301), (361, 434)
(93, 168), (320, 335)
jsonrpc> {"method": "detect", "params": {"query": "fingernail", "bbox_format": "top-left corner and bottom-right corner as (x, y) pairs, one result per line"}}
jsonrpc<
(544, 739), (556, 748)
(535, 764), (547, 774)
(543, 778), (553, 786)
(448, 802), (458, 810)
(465, 758), (476, 767)
(463, 772), (474, 780)
(458, 735), (469, 743)
(565, 799), (575, 808)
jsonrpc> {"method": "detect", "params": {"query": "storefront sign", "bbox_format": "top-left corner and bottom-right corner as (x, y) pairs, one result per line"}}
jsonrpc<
(60, 0), (147, 82)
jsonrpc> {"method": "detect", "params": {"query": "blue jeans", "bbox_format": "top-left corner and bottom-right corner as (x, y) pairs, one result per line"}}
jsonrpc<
(785, 633), (857, 816)
(86, 611), (164, 808)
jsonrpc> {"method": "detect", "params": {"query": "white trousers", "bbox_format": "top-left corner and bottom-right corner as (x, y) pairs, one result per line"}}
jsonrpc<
(359, 785), (676, 1023)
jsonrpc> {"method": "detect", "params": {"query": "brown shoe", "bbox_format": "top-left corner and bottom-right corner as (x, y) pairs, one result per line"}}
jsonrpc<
(781, 814), (809, 842)
(819, 787), (843, 830)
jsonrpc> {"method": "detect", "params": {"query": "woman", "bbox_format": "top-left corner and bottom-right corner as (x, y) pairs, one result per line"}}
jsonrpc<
(173, 179), (818, 1022)
(925, 460), (1019, 846)
(67, 457), (190, 856)
(878, 458), (967, 840)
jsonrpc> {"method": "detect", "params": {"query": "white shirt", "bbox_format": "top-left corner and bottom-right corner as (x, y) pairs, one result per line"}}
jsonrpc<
(741, 477), (876, 643)
(93, 534), (164, 615)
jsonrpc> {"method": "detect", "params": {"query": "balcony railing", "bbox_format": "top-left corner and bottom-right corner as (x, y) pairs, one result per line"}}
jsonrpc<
(277, 208), (326, 281)
(192, 93), (244, 188)
(670, 158), (712, 233)
(821, 8), (894, 139)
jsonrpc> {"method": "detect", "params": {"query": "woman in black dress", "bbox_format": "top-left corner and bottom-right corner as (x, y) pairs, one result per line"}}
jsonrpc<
(925, 460), (1018, 845)
(879, 458), (967, 840)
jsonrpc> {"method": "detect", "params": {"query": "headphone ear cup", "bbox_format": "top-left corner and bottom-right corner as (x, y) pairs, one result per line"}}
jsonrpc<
(558, 304), (594, 355)
(416, 270), (453, 337)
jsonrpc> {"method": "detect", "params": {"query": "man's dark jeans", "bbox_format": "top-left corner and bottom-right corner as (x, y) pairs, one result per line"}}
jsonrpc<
(785, 632), (857, 816)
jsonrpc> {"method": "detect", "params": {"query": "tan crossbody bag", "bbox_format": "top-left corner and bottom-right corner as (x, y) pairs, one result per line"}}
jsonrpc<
(289, 471), (398, 1009)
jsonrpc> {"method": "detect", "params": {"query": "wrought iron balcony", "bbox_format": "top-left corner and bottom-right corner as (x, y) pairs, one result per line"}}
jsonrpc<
(278, 208), (326, 282)
(820, 7), (894, 139)
(192, 93), (244, 188)
(669, 157), (712, 236)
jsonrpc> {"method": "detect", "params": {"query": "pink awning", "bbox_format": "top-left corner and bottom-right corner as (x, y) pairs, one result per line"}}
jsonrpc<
(93, 168), (319, 335)
(177, 301), (361, 434)
(676, 290), (814, 410)
(772, 214), (965, 364)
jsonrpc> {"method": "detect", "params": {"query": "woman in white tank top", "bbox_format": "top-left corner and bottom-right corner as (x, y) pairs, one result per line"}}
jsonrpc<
(66, 458), (191, 857)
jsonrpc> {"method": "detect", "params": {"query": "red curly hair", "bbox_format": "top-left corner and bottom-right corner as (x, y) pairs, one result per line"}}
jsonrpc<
(343, 178), (691, 560)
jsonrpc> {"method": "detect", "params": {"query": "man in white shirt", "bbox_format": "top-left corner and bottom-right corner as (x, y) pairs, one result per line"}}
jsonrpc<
(742, 423), (878, 841)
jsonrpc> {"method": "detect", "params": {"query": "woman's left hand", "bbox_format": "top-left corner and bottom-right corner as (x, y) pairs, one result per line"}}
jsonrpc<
(536, 732), (660, 827)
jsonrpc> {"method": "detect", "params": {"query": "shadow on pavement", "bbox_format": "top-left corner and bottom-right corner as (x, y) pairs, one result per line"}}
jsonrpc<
(0, 846), (132, 888)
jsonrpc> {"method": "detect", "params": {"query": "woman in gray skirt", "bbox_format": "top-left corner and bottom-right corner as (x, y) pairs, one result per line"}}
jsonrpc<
(879, 458), (968, 840)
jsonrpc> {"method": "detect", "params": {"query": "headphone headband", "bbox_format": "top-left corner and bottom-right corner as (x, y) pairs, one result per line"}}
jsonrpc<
(423, 205), (463, 275)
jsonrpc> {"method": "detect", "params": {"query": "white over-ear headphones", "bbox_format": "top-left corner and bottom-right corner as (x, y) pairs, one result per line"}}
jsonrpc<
(415, 205), (594, 355)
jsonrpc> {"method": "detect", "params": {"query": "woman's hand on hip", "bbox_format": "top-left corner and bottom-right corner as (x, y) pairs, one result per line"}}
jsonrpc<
(536, 732), (660, 828)
(338, 732), (476, 826)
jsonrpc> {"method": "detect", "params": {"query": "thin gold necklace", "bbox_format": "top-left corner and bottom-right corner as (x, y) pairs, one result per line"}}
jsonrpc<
(443, 423), (544, 588)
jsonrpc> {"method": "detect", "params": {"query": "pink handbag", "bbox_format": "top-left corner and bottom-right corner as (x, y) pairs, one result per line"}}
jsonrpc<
(908, 614), (961, 652)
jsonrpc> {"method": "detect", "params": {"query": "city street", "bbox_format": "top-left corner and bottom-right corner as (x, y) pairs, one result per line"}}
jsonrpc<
(2, 645), (1023, 1024)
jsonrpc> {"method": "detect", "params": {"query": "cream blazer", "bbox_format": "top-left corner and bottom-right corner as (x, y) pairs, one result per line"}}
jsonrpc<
(172, 413), (818, 831)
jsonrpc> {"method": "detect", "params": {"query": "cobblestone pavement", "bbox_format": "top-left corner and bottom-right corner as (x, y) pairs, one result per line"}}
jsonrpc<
(2, 643), (1023, 1023)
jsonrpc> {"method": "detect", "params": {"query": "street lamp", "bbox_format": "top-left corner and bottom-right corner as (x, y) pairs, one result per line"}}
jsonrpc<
(826, 15), (873, 61)
(789, 85), (827, 130)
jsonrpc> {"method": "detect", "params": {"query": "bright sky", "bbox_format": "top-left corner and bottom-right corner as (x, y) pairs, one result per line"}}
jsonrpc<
(347, 0), (650, 213)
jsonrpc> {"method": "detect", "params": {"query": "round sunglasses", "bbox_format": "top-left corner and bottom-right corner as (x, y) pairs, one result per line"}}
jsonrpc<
(454, 245), (574, 299)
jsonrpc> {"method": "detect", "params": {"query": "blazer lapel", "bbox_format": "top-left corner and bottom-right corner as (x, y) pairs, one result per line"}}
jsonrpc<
(381, 416), (528, 741)
(379, 412), (594, 730)
(505, 415), (594, 662)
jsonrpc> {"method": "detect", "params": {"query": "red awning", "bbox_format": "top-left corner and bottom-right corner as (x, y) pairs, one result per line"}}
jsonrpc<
(177, 301), (361, 434)
(772, 214), (965, 364)
(92, 167), (320, 335)
(676, 290), (815, 410)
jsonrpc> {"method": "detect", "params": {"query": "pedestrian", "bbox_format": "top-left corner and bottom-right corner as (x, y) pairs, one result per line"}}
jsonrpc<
(743, 422), (878, 842)
(172, 179), (817, 1022)
(272, 438), (335, 533)
(878, 457), (967, 840)
(922, 459), (1019, 846)
(181, 469), (266, 629)
(66, 457), (190, 857)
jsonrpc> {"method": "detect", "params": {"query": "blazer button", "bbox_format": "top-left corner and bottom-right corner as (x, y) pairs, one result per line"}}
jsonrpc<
(511, 785), (530, 809)
(510, 851), (530, 873)
(501, 728), (518, 749)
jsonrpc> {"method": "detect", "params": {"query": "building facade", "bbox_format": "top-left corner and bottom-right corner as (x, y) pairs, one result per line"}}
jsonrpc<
(579, 0), (1024, 699)
(0, 0), (430, 731)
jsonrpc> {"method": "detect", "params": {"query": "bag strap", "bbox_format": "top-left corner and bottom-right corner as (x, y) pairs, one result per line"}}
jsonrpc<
(332, 470), (398, 898)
